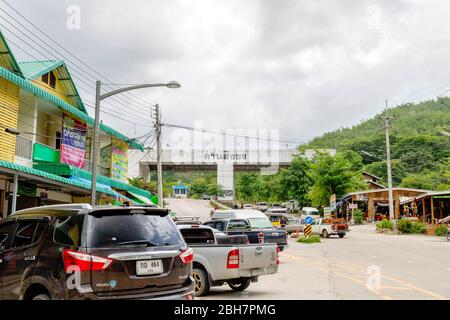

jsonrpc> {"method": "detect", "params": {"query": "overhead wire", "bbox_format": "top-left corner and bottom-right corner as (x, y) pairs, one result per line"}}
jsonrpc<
(0, 0), (156, 111)
(0, 22), (154, 122)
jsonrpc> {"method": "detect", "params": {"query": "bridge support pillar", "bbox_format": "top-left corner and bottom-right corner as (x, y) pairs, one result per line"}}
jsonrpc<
(217, 162), (234, 201)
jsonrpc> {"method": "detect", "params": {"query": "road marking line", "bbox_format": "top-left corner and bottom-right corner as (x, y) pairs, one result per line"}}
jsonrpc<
(333, 261), (448, 300)
(281, 253), (391, 300)
(281, 252), (448, 300)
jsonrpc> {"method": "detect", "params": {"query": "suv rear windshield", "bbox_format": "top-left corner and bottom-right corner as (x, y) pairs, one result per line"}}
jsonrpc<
(86, 214), (184, 248)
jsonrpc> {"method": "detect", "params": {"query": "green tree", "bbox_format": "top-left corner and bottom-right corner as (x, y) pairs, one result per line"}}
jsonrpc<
(127, 177), (158, 194)
(364, 160), (408, 186)
(308, 150), (366, 207)
(235, 173), (259, 202)
(279, 156), (312, 207)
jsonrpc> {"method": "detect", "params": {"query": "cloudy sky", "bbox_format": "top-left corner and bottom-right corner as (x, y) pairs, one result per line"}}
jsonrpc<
(2, 0), (450, 149)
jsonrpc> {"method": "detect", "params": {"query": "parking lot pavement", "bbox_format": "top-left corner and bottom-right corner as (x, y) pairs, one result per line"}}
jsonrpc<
(200, 225), (450, 300)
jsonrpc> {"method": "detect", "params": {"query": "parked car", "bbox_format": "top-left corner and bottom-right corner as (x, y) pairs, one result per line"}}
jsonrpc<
(205, 209), (288, 251)
(202, 195), (211, 200)
(301, 207), (321, 219)
(312, 218), (349, 238)
(177, 225), (279, 296)
(256, 202), (269, 212)
(243, 204), (253, 209)
(284, 218), (305, 234)
(0, 204), (195, 300)
(265, 208), (290, 228)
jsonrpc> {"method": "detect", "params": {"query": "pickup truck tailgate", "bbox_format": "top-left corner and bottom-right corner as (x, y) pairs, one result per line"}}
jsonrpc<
(239, 244), (278, 269)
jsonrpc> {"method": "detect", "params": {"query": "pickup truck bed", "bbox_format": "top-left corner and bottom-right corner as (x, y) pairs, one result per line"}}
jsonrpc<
(178, 225), (279, 296)
(204, 218), (288, 251)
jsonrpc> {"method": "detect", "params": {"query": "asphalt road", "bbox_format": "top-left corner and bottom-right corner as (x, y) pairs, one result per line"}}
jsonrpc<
(165, 198), (213, 222)
(200, 225), (450, 300)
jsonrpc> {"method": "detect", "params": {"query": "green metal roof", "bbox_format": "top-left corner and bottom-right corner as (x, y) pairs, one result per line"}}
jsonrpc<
(18, 60), (64, 79)
(0, 160), (116, 196)
(33, 162), (152, 199)
(0, 32), (22, 76)
(18, 60), (88, 114)
(0, 65), (144, 151)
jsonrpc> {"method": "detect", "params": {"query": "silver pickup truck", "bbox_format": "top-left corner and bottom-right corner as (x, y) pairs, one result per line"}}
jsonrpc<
(177, 225), (279, 296)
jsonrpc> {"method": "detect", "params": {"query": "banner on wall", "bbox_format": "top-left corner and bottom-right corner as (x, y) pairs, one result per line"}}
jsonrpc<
(111, 137), (128, 181)
(60, 113), (87, 168)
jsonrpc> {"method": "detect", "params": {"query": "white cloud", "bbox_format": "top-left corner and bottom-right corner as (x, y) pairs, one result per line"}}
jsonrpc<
(5, 0), (450, 146)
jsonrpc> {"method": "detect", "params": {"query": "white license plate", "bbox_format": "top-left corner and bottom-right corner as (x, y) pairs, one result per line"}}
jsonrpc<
(136, 259), (163, 275)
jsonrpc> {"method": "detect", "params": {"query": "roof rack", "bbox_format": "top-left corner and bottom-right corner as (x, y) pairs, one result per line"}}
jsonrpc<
(13, 203), (93, 215)
(173, 216), (202, 225)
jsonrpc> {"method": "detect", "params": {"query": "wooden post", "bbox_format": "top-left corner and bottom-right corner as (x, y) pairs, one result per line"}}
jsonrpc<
(431, 197), (435, 225)
(394, 198), (400, 219)
(422, 198), (426, 223)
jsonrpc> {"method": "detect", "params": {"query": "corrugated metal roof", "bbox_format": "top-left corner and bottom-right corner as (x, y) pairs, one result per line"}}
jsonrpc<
(0, 160), (115, 196)
(18, 60), (63, 79)
(18, 60), (87, 113)
(0, 32), (22, 76)
(33, 162), (152, 199)
(0, 65), (144, 151)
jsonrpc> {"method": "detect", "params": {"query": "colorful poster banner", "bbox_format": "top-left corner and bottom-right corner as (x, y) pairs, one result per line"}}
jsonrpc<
(60, 113), (87, 168)
(111, 137), (128, 181)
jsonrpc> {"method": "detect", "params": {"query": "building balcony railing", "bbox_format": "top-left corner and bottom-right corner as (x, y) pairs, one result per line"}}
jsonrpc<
(15, 136), (33, 160)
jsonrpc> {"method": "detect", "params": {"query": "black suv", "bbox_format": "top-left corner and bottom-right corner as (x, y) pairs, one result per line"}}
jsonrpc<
(0, 204), (194, 300)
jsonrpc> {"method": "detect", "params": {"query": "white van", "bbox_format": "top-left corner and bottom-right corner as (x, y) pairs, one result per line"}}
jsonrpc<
(301, 207), (321, 218)
(210, 209), (272, 228)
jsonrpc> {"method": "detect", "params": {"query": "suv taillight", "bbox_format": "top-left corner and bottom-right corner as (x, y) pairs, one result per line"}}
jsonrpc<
(63, 250), (112, 272)
(179, 248), (194, 264)
(227, 248), (240, 269)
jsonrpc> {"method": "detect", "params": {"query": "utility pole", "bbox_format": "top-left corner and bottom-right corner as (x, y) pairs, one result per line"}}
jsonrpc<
(154, 104), (164, 207)
(380, 100), (397, 234)
(91, 80), (101, 206)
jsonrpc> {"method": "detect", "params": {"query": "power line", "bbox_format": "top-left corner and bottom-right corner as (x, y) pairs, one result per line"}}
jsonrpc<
(0, 21), (154, 121)
(0, 89), (153, 143)
(162, 123), (306, 145)
(0, 83), (153, 132)
(0, 0), (156, 109)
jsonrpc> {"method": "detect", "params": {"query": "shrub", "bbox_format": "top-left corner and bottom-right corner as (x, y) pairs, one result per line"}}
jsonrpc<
(397, 218), (412, 233)
(410, 222), (427, 234)
(353, 209), (364, 224)
(297, 235), (321, 244)
(435, 225), (449, 237)
(376, 219), (393, 230)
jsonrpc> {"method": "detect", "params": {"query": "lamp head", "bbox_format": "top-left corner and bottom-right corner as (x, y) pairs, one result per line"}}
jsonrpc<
(166, 81), (181, 89)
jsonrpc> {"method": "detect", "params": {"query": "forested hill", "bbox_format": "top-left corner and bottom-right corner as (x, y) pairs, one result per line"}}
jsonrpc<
(306, 97), (450, 190)
(308, 97), (450, 149)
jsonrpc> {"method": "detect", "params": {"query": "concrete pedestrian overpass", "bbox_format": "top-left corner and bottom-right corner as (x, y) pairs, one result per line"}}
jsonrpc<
(128, 149), (335, 200)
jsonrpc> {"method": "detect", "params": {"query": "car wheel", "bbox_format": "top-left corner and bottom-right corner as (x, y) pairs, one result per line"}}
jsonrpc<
(322, 229), (329, 238)
(193, 268), (210, 297)
(228, 278), (251, 292)
(338, 233), (345, 238)
(32, 294), (51, 300)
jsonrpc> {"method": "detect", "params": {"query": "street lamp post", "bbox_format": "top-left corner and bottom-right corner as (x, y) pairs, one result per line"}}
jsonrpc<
(90, 80), (180, 206)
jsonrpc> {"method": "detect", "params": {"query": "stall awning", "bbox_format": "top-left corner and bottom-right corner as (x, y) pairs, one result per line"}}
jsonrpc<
(67, 176), (116, 196)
